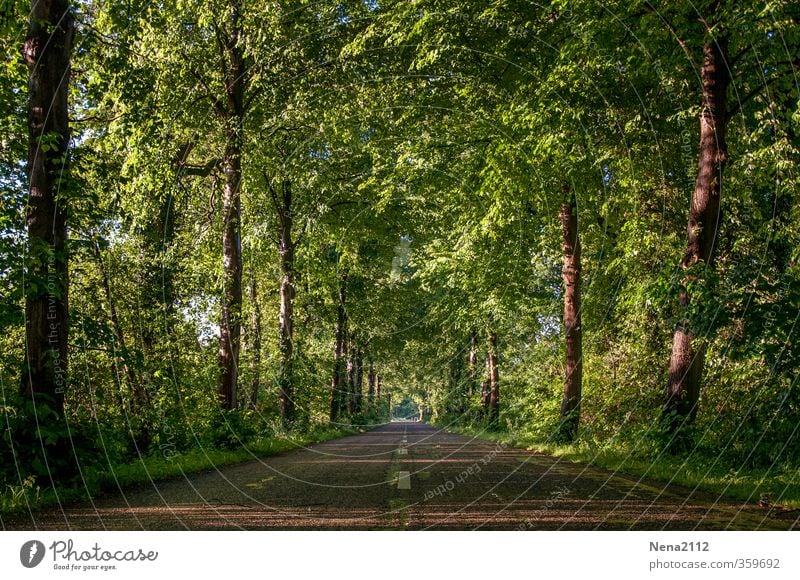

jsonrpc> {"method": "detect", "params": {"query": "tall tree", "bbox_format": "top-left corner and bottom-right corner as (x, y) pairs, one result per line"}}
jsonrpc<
(480, 352), (491, 412)
(638, 1), (794, 437)
(346, 332), (356, 414)
(353, 345), (364, 414)
(663, 32), (730, 435)
(216, 0), (247, 410)
(367, 357), (376, 406)
(248, 273), (262, 409)
(269, 178), (296, 424)
(330, 269), (348, 421)
(559, 190), (583, 441)
(487, 330), (500, 427)
(92, 239), (140, 405)
(21, 0), (74, 412)
(467, 329), (478, 398)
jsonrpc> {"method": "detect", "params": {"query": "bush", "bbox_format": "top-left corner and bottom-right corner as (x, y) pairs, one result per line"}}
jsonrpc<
(1, 395), (109, 489)
(204, 409), (258, 450)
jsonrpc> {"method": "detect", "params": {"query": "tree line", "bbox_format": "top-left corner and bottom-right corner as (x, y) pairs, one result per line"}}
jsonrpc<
(1, 0), (798, 493)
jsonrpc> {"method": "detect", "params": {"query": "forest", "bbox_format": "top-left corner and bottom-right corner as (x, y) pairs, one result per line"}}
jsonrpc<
(1, 0), (799, 513)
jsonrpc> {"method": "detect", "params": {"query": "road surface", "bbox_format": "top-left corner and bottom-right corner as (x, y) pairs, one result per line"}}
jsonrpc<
(3, 422), (796, 530)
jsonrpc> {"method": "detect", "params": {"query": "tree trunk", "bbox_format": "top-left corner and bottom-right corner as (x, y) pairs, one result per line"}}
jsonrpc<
(487, 330), (500, 426)
(218, 128), (243, 410)
(140, 189), (177, 353)
(217, 4), (246, 410)
(277, 180), (295, 425)
(330, 272), (348, 421)
(22, 0), (74, 413)
(559, 193), (582, 442)
(467, 329), (478, 398)
(448, 347), (464, 415)
(664, 37), (730, 436)
(93, 241), (140, 406)
(352, 347), (364, 414)
(367, 358), (375, 406)
(346, 333), (356, 414)
(248, 274), (262, 409)
(480, 353), (490, 411)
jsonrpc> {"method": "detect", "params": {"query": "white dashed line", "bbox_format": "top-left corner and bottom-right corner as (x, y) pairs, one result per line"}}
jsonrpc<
(398, 448), (408, 455)
(397, 471), (411, 489)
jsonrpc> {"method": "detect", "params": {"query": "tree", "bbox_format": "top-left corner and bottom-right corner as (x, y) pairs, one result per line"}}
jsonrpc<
(487, 330), (500, 427)
(330, 267), (348, 422)
(559, 190), (582, 441)
(215, 0), (247, 410)
(247, 273), (262, 408)
(22, 0), (74, 413)
(467, 329), (479, 398)
(633, 0), (800, 439)
(268, 178), (297, 424)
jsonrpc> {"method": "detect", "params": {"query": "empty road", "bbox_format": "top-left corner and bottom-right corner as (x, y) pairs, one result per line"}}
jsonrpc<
(3, 422), (796, 530)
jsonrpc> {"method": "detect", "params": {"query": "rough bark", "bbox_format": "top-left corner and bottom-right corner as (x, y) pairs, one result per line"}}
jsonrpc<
(217, 127), (243, 410)
(559, 193), (582, 442)
(248, 274), (262, 409)
(330, 272), (348, 421)
(22, 0), (74, 413)
(277, 180), (295, 425)
(664, 36), (730, 435)
(217, 4), (246, 410)
(487, 330), (500, 426)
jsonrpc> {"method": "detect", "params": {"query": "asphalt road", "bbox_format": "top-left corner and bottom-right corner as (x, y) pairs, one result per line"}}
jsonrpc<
(3, 422), (797, 530)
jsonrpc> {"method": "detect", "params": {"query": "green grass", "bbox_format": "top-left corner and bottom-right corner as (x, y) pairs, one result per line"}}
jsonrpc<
(1, 424), (358, 515)
(441, 423), (800, 510)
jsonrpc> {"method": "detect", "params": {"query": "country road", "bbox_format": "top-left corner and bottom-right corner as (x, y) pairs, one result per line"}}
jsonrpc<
(3, 422), (797, 530)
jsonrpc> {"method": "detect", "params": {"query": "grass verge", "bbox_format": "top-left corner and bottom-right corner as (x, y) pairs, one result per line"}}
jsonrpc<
(440, 423), (800, 511)
(1, 424), (358, 515)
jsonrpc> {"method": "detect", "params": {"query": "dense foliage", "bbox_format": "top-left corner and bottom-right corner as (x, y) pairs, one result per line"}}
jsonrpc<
(1, 0), (798, 506)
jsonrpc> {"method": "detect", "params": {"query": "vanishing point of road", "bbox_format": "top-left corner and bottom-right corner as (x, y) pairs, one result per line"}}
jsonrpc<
(3, 422), (797, 530)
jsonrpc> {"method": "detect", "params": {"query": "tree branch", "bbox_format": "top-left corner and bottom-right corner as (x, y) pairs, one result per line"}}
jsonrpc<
(643, 2), (698, 68)
(327, 199), (372, 209)
(243, 85), (264, 112)
(728, 67), (798, 118)
(189, 67), (225, 117)
(71, 112), (125, 124)
(294, 218), (311, 248)
(173, 141), (221, 177)
(729, 43), (752, 67)
(263, 171), (283, 217)
(212, 19), (230, 89)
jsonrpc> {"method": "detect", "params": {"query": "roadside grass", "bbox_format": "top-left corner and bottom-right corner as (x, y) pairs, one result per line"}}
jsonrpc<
(1, 424), (358, 515)
(441, 423), (800, 511)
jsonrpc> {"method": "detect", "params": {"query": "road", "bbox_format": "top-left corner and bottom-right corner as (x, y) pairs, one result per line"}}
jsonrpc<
(3, 422), (797, 530)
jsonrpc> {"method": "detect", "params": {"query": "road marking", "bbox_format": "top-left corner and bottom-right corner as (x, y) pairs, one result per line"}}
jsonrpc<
(398, 448), (408, 455)
(397, 471), (411, 489)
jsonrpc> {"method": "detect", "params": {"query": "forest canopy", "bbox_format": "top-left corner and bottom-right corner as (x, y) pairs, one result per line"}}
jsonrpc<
(1, 0), (799, 507)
